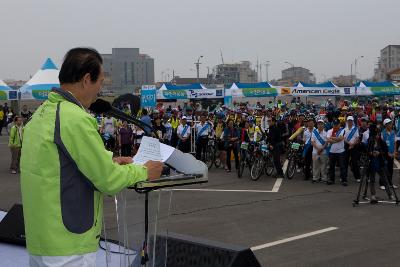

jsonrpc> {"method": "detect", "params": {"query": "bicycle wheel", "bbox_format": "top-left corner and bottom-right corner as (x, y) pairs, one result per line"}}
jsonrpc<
(286, 158), (296, 179)
(251, 156), (264, 181)
(237, 151), (246, 178)
(264, 155), (275, 176)
(204, 146), (214, 169)
(214, 149), (222, 168)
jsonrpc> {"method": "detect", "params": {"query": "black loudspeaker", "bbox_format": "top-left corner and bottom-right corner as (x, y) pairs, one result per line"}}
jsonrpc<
(150, 232), (261, 267)
(0, 204), (26, 246)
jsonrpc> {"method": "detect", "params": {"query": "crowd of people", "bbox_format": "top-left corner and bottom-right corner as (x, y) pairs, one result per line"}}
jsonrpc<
(92, 96), (400, 203)
(4, 96), (400, 203)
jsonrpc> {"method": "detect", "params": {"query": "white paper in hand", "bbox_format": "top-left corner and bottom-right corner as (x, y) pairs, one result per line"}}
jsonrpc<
(133, 136), (162, 164)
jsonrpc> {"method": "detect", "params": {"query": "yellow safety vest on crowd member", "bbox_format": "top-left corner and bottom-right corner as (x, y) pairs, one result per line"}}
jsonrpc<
(215, 123), (224, 139)
(255, 116), (262, 126)
(0, 110), (3, 121)
(169, 117), (180, 131)
(248, 126), (262, 142)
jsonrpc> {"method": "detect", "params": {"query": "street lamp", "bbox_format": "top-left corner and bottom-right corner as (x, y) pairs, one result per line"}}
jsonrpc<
(285, 61), (295, 84)
(264, 61), (270, 81)
(194, 55), (203, 83)
(351, 56), (364, 84)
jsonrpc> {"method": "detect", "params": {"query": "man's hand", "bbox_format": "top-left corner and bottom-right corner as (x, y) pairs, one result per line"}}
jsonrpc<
(113, 157), (133, 165)
(144, 160), (163, 181)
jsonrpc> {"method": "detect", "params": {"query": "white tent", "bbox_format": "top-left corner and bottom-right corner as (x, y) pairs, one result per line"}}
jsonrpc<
(0, 80), (12, 100)
(19, 58), (60, 100)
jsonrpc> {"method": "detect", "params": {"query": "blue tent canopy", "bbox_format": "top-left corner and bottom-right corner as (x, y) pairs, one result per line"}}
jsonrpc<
(161, 83), (204, 90)
(296, 81), (336, 87)
(354, 81), (396, 87)
(235, 82), (271, 88)
(41, 58), (58, 70)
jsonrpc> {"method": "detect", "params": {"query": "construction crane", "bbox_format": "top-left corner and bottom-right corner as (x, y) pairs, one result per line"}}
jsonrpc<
(220, 49), (225, 65)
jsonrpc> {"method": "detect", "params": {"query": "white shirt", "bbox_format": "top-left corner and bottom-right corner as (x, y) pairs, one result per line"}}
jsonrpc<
(261, 116), (270, 132)
(344, 125), (359, 145)
(311, 129), (327, 155)
(177, 124), (191, 138)
(303, 127), (314, 144)
(327, 128), (345, 154)
(103, 117), (115, 135)
(195, 122), (211, 137)
(362, 129), (369, 144)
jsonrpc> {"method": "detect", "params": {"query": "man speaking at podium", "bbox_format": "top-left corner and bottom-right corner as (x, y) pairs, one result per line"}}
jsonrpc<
(20, 48), (163, 266)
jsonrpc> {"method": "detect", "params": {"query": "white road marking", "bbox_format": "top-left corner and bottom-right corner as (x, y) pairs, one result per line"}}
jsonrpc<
(251, 227), (338, 251)
(394, 159), (400, 169)
(172, 178), (283, 193)
(172, 188), (275, 193)
(282, 159), (288, 173)
(271, 178), (283, 192)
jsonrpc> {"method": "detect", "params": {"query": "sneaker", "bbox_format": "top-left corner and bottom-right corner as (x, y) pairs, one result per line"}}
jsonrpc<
(356, 179), (361, 183)
(379, 186), (386, 190)
(392, 185), (399, 189)
(370, 195), (378, 204)
(389, 195), (395, 201)
(342, 181), (348, 187)
(11, 170), (17, 174)
(226, 169), (231, 173)
(311, 180), (317, 184)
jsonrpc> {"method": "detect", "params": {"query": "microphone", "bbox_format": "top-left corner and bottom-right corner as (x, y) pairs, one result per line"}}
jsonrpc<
(89, 98), (156, 137)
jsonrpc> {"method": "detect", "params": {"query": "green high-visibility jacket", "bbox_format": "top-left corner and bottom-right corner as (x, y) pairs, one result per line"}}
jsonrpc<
(9, 125), (23, 148)
(20, 89), (148, 256)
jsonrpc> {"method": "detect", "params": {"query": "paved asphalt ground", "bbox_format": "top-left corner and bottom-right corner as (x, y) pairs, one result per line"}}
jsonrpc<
(1, 134), (400, 267)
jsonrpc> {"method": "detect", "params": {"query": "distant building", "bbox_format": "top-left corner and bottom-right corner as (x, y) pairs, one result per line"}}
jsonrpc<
(101, 48), (154, 94)
(281, 66), (315, 84)
(215, 61), (257, 84)
(387, 68), (400, 83)
(331, 75), (355, 87)
(374, 45), (400, 81)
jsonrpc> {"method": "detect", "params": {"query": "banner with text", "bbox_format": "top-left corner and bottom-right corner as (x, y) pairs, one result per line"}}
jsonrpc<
(157, 88), (224, 100)
(140, 85), (157, 108)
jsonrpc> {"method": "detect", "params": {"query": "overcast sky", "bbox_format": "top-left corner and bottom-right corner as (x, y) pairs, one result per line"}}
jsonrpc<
(0, 0), (398, 82)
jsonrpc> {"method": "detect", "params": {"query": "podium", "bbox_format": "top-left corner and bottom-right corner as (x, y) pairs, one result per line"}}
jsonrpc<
(103, 148), (209, 267)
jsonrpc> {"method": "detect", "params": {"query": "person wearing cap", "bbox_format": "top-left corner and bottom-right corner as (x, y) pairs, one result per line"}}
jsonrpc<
(302, 117), (315, 180)
(267, 117), (284, 177)
(311, 119), (328, 183)
(380, 118), (398, 189)
(223, 119), (240, 172)
(344, 116), (361, 182)
(327, 119), (347, 186)
(177, 116), (191, 153)
(162, 115), (172, 145)
(195, 114), (211, 161)
(168, 110), (180, 147)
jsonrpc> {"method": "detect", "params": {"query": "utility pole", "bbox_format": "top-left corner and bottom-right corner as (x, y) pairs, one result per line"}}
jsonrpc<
(354, 56), (364, 84)
(195, 55), (203, 83)
(264, 61), (270, 81)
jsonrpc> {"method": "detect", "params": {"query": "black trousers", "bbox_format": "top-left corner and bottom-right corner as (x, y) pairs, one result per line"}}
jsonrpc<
(272, 143), (283, 175)
(345, 147), (361, 180)
(171, 132), (178, 147)
(226, 144), (239, 171)
(104, 136), (115, 151)
(120, 144), (132, 157)
(178, 139), (190, 153)
(370, 168), (392, 197)
(196, 137), (208, 160)
(304, 146), (313, 180)
(329, 152), (346, 183)
(380, 156), (394, 186)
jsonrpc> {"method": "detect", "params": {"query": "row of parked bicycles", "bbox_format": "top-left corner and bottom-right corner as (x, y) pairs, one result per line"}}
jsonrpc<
(199, 137), (309, 181)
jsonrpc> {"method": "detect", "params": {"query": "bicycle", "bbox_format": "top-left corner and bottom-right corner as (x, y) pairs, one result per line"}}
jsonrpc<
(237, 142), (254, 178)
(250, 141), (275, 181)
(203, 137), (222, 169)
(285, 141), (306, 179)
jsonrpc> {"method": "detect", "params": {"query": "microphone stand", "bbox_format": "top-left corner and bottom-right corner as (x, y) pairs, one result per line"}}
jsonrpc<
(98, 108), (207, 266)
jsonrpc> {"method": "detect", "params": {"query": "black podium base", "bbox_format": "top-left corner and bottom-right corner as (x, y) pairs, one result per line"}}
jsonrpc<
(150, 232), (261, 267)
